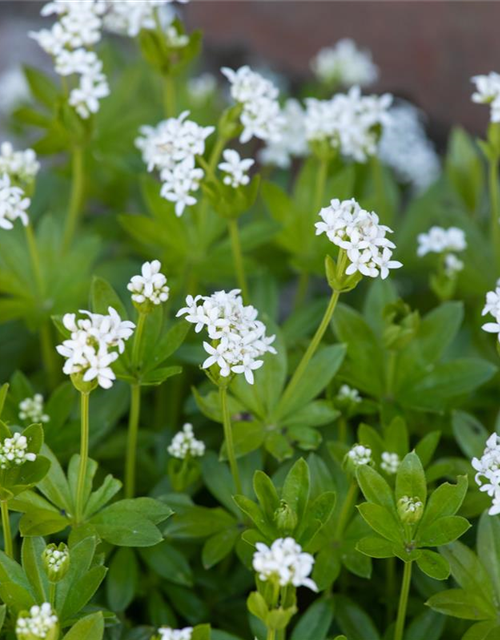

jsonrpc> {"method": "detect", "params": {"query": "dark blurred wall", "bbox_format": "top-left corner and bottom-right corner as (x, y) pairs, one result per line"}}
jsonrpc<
(185, 1), (500, 137)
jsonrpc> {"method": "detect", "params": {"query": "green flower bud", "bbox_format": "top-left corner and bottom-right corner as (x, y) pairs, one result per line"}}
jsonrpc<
(383, 300), (420, 351)
(397, 496), (424, 525)
(42, 543), (70, 583)
(273, 500), (298, 534)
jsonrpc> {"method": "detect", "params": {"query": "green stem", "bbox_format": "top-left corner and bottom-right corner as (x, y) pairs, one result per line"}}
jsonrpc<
(132, 312), (147, 369)
(335, 481), (358, 540)
(49, 582), (56, 607)
(62, 147), (84, 253)
(163, 74), (176, 117)
(25, 223), (43, 294)
(293, 272), (310, 310)
(278, 288), (340, 414)
(198, 134), (228, 238)
(228, 218), (249, 302)
(394, 560), (413, 640)
(372, 155), (390, 219)
(386, 556), (396, 626)
(75, 392), (90, 524)
(219, 385), (242, 494)
(266, 630), (276, 640)
(314, 156), (329, 213)
(489, 154), (500, 269)
(1, 501), (12, 559)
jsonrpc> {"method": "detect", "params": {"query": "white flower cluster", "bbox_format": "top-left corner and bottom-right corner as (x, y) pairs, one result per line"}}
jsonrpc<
(259, 99), (309, 169)
(0, 142), (39, 183)
(253, 537), (317, 592)
(337, 384), (361, 403)
(378, 102), (441, 194)
(347, 443), (372, 467)
(43, 544), (69, 574)
(56, 307), (135, 389)
(471, 72), (500, 123)
(0, 432), (37, 470)
(315, 198), (402, 280)
(31, 1), (109, 120)
(16, 603), (58, 640)
(417, 226), (466, 276)
(218, 149), (254, 188)
(188, 73), (217, 105)
(128, 260), (170, 307)
(311, 38), (378, 88)
(0, 173), (30, 230)
(472, 433), (500, 515)
(103, 0), (181, 38)
(158, 627), (193, 640)
(168, 423), (205, 460)
(177, 289), (277, 385)
(381, 451), (400, 475)
(136, 111), (214, 217)
(304, 86), (392, 163)
(481, 281), (500, 342)
(19, 394), (50, 424)
(222, 66), (284, 144)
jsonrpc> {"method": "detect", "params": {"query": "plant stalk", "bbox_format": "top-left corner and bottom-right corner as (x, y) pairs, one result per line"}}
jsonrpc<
(228, 218), (249, 302)
(394, 560), (413, 640)
(75, 391), (90, 524)
(335, 481), (358, 539)
(62, 147), (85, 253)
(219, 385), (242, 494)
(1, 501), (12, 559)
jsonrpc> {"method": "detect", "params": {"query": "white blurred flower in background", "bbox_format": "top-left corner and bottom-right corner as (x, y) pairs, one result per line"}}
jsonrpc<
(311, 38), (378, 88)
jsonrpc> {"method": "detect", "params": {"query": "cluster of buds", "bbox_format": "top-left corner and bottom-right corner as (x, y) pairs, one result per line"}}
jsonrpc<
(397, 496), (423, 525)
(19, 394), (50, 424)
(0, 432), (36, 470)
(16, 603), (58, 640)
(42, 543), (70, 582)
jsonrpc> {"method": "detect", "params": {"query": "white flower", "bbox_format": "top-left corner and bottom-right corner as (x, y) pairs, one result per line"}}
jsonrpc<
(160, 156), (204, 217)
(16, 603), (58, 639)
(69, 73), (110, 120)
(417, 225), (466, 279)
(128, 260), (170, 306)
(0, 143), (39, 183)
(252, 537), (317, 591)
(168, 423), (205, 459)
(381, 451), (400, 475)
(165, 24), (189, 48)
(42, 543), (69, 577)
(471, 72), (500, 123)
(103, 0), (181, 38)
(472, 433), (500, 515)
(56, 307), (134, 390)
(218, 149), (254, 188)
(315, 197), (402, 280)
(305, 86), (392, 163)
(259, 99), (309, 169)
(482, 280), (500, 318)
(188, 73), (217, 105)
(337, 384), (361, 403)
(378, 102), (440, 194)
(0, 173), (30, 230)
(311, 38), (378, 88)
(222, 66), (284, 144)
(0, 432), (37, 470)
(157, 627), (193, 640)
(444, 253), (464, 276)
(19, 394), (49, 424)
(177, 289), (276, 385)
(347, 443), (372, 467)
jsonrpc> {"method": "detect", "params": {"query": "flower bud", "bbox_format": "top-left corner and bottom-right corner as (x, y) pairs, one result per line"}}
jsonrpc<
(397, 496), (423, 525)
(383, 300), (420, 351)
(273, 501), (298, 534)
(16, 603), (59, 640)
(42, 543), (70, 583)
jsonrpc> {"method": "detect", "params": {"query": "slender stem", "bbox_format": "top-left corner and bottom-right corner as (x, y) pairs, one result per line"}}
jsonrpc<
(125, 312), (147, 499)
(372, 155), (389, 220)
(1, 501), (12, 558)
(293, 272), (310, 310)
(335, 481), (358, 540)
(163, 74), (176, 117)
(314, 156), (329, 213)
(75, 392), (90, 524)
(62, 147), (84, 253)
(278, 289), (340, 413)
(25, 223), (43, 294)
(198, 134), (228, 238)
(394, 560), (413, 640)
(489, 154), (500, 269)
(386, 556), (396, 626)
(219, 385), (242, 494)
(228, 218), (249, 302)
(266, 630), (276, 640)
(49, 582), (56, 607)
(125, 384), (141, 499)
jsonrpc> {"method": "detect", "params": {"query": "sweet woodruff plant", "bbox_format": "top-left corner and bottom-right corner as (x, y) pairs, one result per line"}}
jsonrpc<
(0, 1), (500, 640)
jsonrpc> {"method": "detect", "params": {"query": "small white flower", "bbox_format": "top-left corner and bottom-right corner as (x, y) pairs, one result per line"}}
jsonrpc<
(0, 143), (39, 183)
(0, 173), (30, 230)
(381, 451), (400, 475)
(157, 627), (193, 640)
(444, 253), (464, 276)
(259, 98), (309, 168)
(337, 384), (361, 403)
(311, 38), (378, 87)
(252, 537), (317, 592)
(471, 72), (500, 123)
(69, 72), (110, 119)
(188, 73), (216, 105)
(160, 156), (204, 217)
(128, 260), (170, 306)
(218, 149), (254, 188)
(168, 423), (205, 459)
(103, 0), (181, 38)
(472, 433), (500, 515)
(0, 432), (37, 470)
(19, 394), (49, 424)
(16, 603), (58, 639)
(348, 443), (372, 467)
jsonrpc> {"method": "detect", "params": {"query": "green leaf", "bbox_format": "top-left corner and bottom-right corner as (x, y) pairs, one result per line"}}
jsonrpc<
(356, 536), (396, 559)
(418, 515), (470, 547)
(233, 495), (275, 539)
(90, 502), (165, 547)
(106, 547), (138, 612)
(91, 276), (127, 319)
(445, 127), (483, 212)
(426, 589), (495, 621)
(478, 512), (500, 603)
(405, 610), (445, 640)
(247, 591), (269, 623)
(61, 565), (107, 620)
(140, 541), (193, 587)
(462, 621), (500, 640)
(335, 594), (380, 640)
(356, 465), (395, 511)
(290, 599), (333, 640)
(452, 411), (489, 459)
(202, 528), (239, 569)
(419, 476), (468, 530)
(357, 503), (403, 543)
(24, 65), (60, 108)
(395, 452), (427, 506)
(62, 612), (104, 640)
(21, 537), (48, 602)
(414, 431), (441, 467)
(253, 471), (280, 522)
(440, 541), (496, 606)
(416, 549), (450, 580)
(282, 458), (310, 521)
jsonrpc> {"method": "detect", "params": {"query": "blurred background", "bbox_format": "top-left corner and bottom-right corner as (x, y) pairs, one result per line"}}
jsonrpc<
(1, 1), (500, 145)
